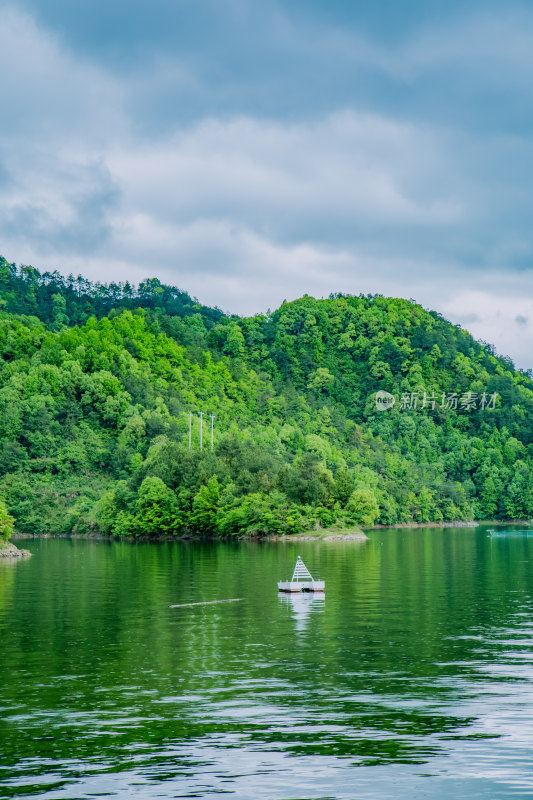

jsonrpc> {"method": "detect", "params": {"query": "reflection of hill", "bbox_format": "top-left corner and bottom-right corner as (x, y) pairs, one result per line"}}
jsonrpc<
(0, 560), (15, 615)
(2, 530), (533, 784)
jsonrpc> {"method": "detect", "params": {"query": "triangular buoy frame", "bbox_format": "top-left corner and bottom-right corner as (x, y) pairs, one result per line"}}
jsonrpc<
(278, 555), (325, 593)
(292, 555), (313, 582)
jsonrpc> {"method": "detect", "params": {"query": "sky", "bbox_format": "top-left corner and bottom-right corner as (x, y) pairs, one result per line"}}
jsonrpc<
(1, 0), (533, 368)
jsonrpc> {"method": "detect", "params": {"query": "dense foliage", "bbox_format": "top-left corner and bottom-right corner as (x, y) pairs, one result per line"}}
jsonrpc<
(0, 256), (532, 537)
(0, 256), (223, 329)
(0, 499), (14, 541)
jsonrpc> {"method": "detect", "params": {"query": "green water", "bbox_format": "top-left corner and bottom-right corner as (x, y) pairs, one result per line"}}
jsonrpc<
(1, 527), (533, 799)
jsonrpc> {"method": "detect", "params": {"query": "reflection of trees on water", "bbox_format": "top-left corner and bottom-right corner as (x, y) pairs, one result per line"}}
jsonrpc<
(0, 561), (15, 616)
(3, 531), (533, 778)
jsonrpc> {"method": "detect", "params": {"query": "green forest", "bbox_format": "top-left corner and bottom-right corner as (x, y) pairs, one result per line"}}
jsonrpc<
(0, 255), (532, 538)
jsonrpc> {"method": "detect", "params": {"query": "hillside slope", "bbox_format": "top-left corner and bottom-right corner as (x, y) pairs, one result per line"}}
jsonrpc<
(0, 258), (532, 535)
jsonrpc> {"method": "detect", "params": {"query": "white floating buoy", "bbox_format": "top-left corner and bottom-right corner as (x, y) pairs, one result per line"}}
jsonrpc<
(278, 555), (325, 593)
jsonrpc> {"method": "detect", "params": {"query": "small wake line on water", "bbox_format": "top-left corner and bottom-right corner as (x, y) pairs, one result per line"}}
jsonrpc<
(169, 599), (243, 608)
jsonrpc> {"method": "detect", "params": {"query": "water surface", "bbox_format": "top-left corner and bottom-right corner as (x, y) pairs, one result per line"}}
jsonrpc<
(1, 526), (533, 799)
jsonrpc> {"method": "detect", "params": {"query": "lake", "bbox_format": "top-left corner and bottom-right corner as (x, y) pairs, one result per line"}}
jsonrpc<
(1, 526), (533, 799)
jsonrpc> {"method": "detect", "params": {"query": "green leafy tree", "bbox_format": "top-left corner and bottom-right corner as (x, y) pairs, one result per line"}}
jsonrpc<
(223, 323), (246, 359)
(190, 477), (221, 533)
(307, 367), (334, 393)
(344, 489), (380, 527)
(51, 293), (69, 331)
(333, 469), (355, 506)
(135, 477), (179, 536)
(0, 500), (15, 541)
(480, 475), (498, 519)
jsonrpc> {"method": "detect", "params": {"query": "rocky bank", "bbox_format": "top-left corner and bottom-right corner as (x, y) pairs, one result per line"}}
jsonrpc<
(0, 541), (32, 560)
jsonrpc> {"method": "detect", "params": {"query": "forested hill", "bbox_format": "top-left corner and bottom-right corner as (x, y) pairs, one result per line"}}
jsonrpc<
(0, 255), (532, 538)
(0, 256), (223, 328)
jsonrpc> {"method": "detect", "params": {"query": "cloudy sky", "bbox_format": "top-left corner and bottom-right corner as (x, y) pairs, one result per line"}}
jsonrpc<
(1, 0), (533, 368)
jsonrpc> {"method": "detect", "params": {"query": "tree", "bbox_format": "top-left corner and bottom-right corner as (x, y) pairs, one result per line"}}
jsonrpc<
(281, 453), (330, 505)
(0, 500), (15, 541)
(190, 477), (220, 533)
(480, 475), (498, 519)
(307, 367), (334, 393)
(51, 293), (69, 331)
(223, 323), (246, 359)
(344, 489), (379, 527)
(135, 477), (179, 536)
(333, 469), (355, 505)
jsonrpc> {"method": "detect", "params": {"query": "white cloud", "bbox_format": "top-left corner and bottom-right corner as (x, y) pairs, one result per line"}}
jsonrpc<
(1, 4), (533, 370)
(108, 112), (467, 239)
(442, 287), (533, 368)
(0, 6), (125, 141)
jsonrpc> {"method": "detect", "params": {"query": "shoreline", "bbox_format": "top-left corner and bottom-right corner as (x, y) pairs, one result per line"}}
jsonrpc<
(369, 518), (533, 531)
(10, 519), (533, 544)
(371, 521), (478, 530)
(0, 541), (32, 560)
(268, 527), (368, 541)
(11, 529), (368, 543)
